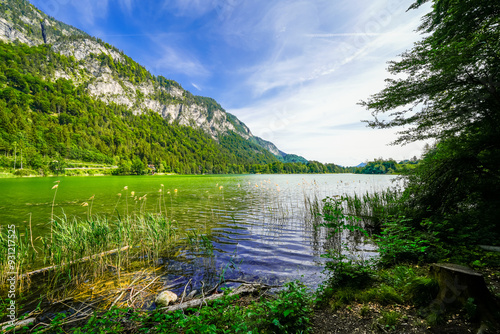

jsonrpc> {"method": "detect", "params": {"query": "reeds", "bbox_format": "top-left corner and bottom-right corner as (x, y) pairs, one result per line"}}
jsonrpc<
(47, 213), (178, 276)
(0, 212), (180, 301)
(301, 185), (402, 231)
(343, 189), (402, 230)
(50, 181), (60, 241)
(0, 225), (33, 290)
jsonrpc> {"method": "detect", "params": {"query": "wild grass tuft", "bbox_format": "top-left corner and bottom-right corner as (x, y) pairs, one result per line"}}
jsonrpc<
(343, 189), (402, 230)
(0, 211), (180, 297)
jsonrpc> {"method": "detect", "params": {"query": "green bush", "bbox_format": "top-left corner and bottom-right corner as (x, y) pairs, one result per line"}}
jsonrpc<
(360, 284), (403, 305)
(377, 310), (401, 330)
(324, 256), (373, 289)
(259, 281), (313, 333)
(376, 217), (446, 266)
(13, 168), (37, 176)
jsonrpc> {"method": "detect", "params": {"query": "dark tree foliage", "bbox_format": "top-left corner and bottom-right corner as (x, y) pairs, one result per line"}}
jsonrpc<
(362, 0), (500, 244)
(362, 0), (500, 144)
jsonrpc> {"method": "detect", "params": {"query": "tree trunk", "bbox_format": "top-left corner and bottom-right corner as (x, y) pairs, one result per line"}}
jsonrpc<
(430, 263), (499, 331)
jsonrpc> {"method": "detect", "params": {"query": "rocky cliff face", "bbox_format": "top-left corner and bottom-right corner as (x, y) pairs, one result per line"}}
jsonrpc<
(0, 16), (35, 45)
(49, 36), (251, 140)
(0, 0), (86, 45)
(0, 0), (262, 144)
(0, 0), (295, 158)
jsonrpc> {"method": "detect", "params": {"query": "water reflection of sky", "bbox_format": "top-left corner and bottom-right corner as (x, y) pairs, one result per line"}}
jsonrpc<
(156, 174), (400, 294)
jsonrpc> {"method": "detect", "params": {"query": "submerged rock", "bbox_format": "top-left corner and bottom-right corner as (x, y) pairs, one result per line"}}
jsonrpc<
(156, 290), (178, 307)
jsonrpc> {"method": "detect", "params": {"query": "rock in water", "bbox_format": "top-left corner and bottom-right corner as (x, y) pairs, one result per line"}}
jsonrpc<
(156, 291), (178, 307)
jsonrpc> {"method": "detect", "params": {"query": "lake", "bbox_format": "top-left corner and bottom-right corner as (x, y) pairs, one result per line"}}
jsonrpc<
(0, 174), (400, 296)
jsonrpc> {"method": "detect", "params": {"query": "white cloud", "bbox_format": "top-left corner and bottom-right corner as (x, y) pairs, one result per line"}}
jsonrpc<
(148, 41), (210, 78)
(167, 0), (217, 18)
(238, 0), (424, 97)
(118, 0), (135, 15)
(68, 0), (110, 26)
(226, 0), (432, 166)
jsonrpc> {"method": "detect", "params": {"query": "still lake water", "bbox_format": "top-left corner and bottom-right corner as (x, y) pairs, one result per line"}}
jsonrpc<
(0, 174), (400, 293)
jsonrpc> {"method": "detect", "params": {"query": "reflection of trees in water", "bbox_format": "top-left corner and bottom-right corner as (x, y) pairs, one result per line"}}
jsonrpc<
(161, 175), (389, 294)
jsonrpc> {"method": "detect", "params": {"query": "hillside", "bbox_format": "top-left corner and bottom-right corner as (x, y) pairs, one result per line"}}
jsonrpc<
(0, 0), (308, 174)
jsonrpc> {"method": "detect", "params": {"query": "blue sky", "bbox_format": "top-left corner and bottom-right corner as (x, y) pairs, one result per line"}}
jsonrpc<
(30, 0), (431, 166)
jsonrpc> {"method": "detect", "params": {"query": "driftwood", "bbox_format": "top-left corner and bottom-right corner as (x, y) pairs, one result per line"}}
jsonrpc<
(430, 263), (500, 331)
(22, 246), (130, 278)
(162, 282), (278, 313)
(1, 317), (36, 332)
(205, 278), (281, 296)
(478, 245), (500, 253)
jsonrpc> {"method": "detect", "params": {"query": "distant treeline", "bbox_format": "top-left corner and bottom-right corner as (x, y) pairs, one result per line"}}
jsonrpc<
(348, 158), (419, 175)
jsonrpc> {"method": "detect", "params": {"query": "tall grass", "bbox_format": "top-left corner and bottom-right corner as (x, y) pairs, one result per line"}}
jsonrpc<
(343, 189), (402, 230)
(0, 226), (33, 290)
(303, 188), (402, 229)
(0, 213), (180, 297)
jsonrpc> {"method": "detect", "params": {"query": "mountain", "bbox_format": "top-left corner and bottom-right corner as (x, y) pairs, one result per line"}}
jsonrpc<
(0, 0), (307, 169)
(0, 3), (313, 175)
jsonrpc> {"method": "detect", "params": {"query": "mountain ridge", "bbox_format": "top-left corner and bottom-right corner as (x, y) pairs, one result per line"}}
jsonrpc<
(0, 0), (303, 162)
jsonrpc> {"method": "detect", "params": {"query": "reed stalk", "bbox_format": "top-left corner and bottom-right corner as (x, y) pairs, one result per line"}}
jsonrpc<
(113, 192), (122, 215)
(89, 194), (95, 218)
(124, 186), (129, 217)
(161, 184), (167, 218)
(50, 182), (59, 242)
(28, 213), (38, 254)
(158, 188), (162, 215)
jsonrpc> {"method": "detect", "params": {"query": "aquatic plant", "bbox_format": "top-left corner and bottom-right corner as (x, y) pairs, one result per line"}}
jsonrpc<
(50, 181), (60, 241)
(343, 189), (402, 230)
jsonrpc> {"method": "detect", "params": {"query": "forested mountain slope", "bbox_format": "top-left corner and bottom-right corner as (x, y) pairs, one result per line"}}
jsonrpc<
(0, 0), (308, 174)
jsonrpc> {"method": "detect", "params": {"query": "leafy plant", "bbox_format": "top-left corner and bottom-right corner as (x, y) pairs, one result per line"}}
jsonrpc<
(377, 310), (401, 330)
(259, 281), (313, 333)
(376, 216), (442, 266)
(464, 297), (478, 321)
(318, 196), (373, 288)
(320, 196), (366, 235)
(323, 252), (373, 289)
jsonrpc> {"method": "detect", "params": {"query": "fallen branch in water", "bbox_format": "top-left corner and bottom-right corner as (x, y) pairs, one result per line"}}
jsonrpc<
(128, 275), (162, 307)
(162, 281), (282, 313)
(22, 246), (130, 278)
(205, 278), (281, 296)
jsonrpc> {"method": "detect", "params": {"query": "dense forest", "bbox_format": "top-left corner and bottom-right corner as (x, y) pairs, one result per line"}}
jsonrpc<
(0, 41), (275, 175)
(0, 41), (354, 175)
